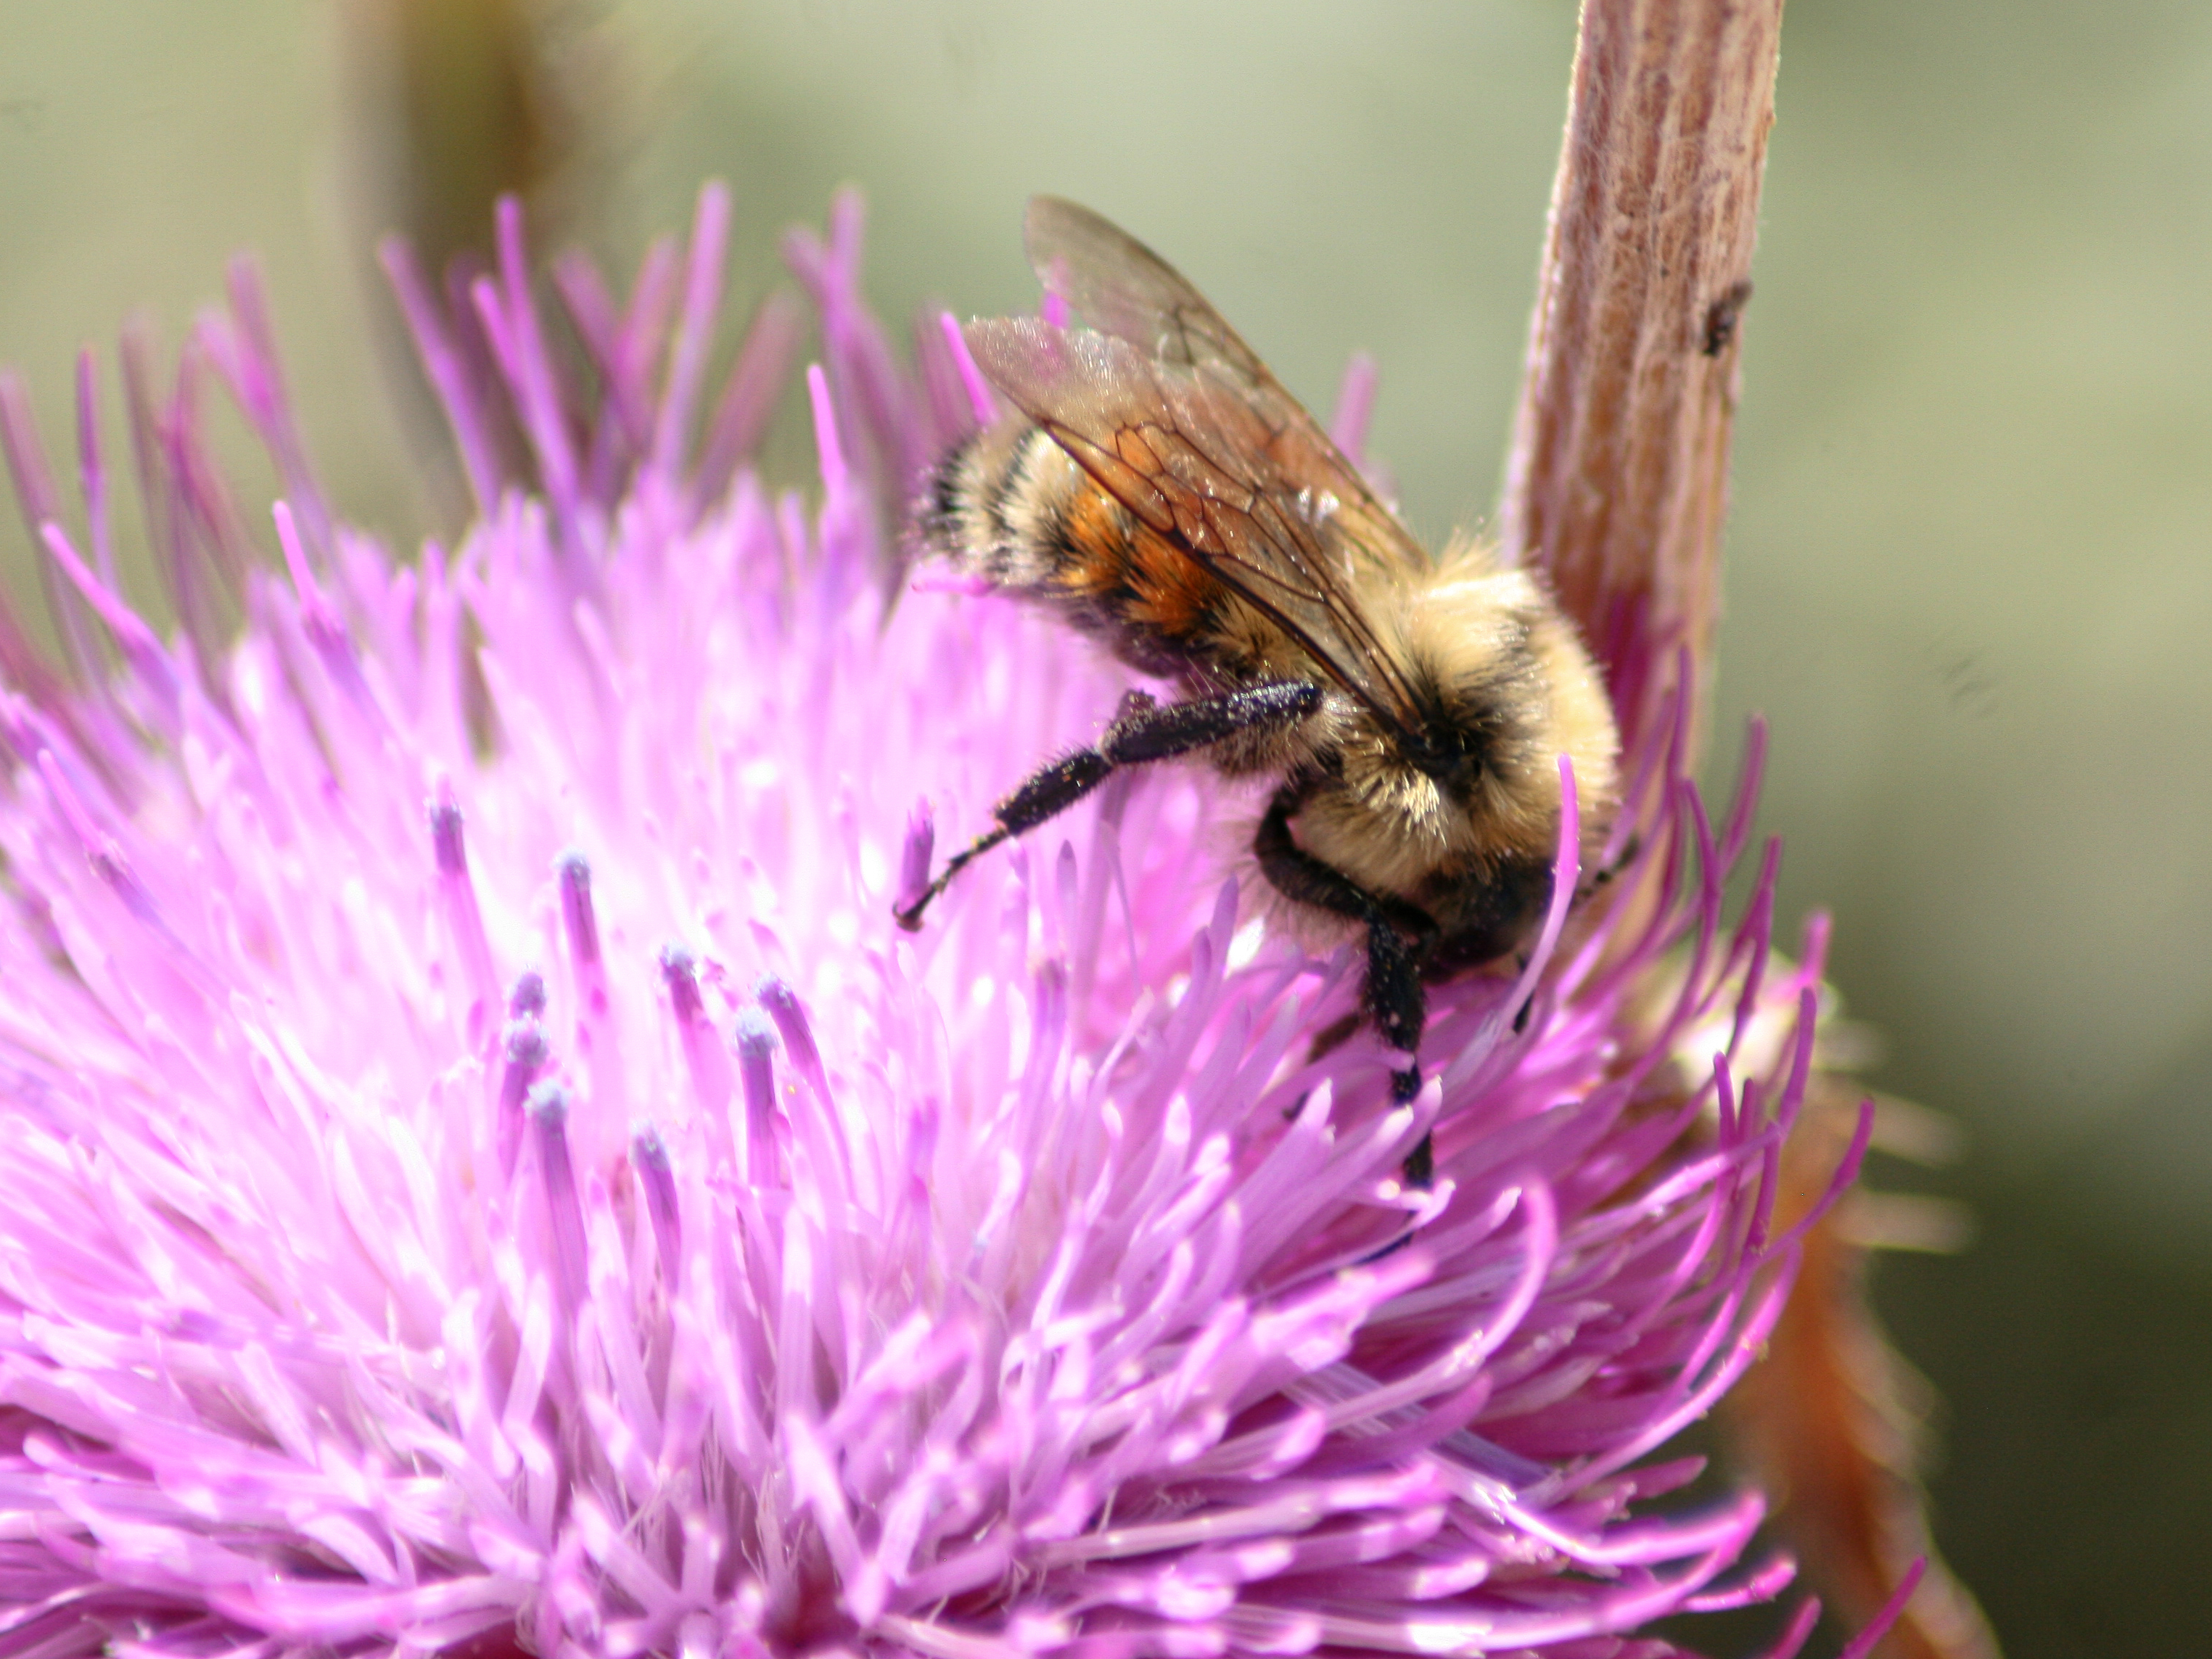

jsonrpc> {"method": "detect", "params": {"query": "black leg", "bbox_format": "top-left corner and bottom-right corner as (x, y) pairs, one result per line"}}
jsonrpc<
(895, 680), (1322, 930)
(1253, 781), (1436, 1119)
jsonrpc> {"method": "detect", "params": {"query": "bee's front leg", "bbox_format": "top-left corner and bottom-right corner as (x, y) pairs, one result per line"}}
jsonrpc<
(895, 680), (1323, 930)
(1253, 781), (1439, 1155)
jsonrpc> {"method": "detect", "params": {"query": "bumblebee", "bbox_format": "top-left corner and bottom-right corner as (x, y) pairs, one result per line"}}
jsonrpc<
(899, 198), (1619, 1105)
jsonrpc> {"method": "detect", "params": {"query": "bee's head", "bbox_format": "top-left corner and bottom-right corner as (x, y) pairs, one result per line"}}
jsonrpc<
(1304, 548), (1621, 902)
(1338, 677), (1533, 855)
(1391, 564), (1553, 806)
(1400, 712), (1490, 803)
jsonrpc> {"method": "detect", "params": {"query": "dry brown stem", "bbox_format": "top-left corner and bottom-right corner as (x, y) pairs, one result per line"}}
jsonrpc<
(1500, 0), (1780, 752)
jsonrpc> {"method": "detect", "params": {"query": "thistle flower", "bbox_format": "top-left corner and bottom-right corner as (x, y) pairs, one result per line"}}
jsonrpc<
(0, 133), (1907, 1659)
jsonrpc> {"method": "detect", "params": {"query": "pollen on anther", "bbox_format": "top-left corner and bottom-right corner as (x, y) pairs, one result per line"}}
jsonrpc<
(556, 851), (601, 966)
(630, 1121), (682, 1289)
(663, 944), (732, 1129)
(733, 1008), (779, 1180)
(497, 1018), (549, 1179)
(428, 787), (498, 1034)
(755, 976), (823, 1098)
(661, 945), (705, 1027)
(526, 1080), (587, 1309)
(509, 971), (547, 1018)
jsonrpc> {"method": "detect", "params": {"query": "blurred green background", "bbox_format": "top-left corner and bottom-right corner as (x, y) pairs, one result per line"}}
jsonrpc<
(3, 1), (2207, 1653)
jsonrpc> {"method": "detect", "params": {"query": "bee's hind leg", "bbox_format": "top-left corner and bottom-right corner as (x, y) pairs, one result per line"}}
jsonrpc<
(1254, 782), (1440, 1180)
(895, 680), (1323, 930)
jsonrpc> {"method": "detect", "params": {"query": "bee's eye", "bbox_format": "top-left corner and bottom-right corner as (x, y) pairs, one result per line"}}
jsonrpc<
(1412, 722), (1484, 798)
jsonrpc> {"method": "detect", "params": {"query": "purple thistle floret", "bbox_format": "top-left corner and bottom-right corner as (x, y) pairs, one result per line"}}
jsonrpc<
(0, 185), (1881, 1659)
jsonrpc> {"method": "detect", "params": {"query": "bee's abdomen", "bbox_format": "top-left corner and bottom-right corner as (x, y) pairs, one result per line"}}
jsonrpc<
(924, 424), (1229, 667)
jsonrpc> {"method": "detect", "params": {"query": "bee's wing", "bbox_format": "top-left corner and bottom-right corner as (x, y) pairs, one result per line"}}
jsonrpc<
(968, 199), (1435, 735)
(1023, 197), (1280, 386)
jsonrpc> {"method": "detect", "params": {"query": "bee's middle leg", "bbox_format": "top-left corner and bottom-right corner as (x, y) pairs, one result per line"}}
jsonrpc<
(895, 680), (1323, 929)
